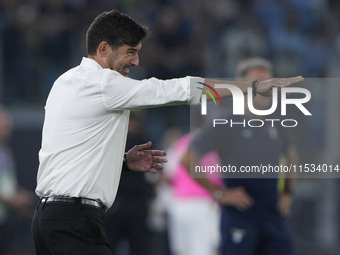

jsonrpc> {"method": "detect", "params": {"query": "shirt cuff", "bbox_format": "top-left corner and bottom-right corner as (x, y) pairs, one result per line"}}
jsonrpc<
(186, 76), (204, 105)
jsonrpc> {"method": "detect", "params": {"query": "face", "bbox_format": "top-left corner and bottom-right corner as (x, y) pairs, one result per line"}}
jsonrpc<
(105, 43), (142, 76)
(245, 68), (272, 80)
(244, 68), (273, 110)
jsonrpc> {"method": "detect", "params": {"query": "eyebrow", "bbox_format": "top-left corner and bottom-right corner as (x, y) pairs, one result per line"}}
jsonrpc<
(127, 47), (138, 52)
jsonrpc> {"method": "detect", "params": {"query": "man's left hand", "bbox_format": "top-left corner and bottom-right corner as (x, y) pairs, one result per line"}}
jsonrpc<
(126, 141), (167, 173)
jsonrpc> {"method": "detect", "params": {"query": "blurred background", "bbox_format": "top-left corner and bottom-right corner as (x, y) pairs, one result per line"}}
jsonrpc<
(0, 0), (339, 254)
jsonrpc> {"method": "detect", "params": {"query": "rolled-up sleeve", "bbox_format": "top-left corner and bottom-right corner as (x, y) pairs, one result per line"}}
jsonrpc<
(101, 72), (204, 110)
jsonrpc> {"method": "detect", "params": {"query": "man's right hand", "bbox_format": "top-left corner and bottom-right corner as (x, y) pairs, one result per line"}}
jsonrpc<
(258, 76), (304, 97)
(218, 187), (254, 211)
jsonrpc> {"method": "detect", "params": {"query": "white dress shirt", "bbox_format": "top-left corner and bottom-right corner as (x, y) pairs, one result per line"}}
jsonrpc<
(36, 57), (203, 208)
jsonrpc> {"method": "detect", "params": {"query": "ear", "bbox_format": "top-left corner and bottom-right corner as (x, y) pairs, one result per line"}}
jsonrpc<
(97, 41), (111, 58)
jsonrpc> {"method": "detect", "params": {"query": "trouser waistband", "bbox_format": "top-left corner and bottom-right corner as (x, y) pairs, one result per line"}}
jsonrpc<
(38, 196), (107, 215)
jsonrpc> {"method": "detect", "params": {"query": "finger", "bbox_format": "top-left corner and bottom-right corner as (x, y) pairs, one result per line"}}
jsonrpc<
(239, 199), (252, 210)
(289, 76), (304, 84)
(135, 141), (152, 151)
(151, 150), (167, 156)
(147, 168), (157, 174)
(146, 163), (163, 174)
(244, 200), (254, 209)
(238, 198), (253, 211)
(152, 163), (164, 169)
(240, 194), (254, 207)
(246, 195), (254, 205)
(279, 76), (304, 87)
(236, 202), (250, 212)
(285, 76), (304, 86)
(238, 189), (254, 203)
(153, 156), (168, 163)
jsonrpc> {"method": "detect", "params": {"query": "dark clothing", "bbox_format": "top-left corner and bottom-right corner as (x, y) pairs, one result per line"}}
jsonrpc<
(32, 200), (111, 255)
(105, 198), (150, 255)
(220, 208), (294, 255)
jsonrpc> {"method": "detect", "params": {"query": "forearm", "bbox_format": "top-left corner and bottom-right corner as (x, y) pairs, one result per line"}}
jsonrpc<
(203, 79), (253, 99)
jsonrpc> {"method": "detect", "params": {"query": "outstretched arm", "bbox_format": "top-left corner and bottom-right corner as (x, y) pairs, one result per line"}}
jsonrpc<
(202, 76), (304, 99)
(125, 141), (167, 174)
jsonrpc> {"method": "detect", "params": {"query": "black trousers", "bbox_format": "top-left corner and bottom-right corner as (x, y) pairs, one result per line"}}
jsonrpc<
(32, 200), (111, 255)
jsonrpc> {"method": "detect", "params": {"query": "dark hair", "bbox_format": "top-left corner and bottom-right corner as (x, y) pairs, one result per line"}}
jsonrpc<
(86, 10), (148, 55)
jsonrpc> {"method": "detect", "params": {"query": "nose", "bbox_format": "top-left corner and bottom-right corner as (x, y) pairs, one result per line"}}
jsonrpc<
(130, 54), (139, 66)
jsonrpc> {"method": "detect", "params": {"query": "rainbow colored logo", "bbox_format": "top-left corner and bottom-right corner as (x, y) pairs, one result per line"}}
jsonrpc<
(197, 82), (223, 106)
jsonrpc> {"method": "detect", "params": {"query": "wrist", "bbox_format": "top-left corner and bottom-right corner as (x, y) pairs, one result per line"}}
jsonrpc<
(212, 188), (224, 202)
(252, 79), (259, 98)
(122, 153), (132, 172)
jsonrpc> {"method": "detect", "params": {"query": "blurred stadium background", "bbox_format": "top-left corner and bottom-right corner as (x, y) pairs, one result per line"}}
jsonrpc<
(0, 0), (339, 254)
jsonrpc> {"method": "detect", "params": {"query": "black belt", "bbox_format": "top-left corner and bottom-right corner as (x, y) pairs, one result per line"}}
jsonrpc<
(40, 196), (107, 213)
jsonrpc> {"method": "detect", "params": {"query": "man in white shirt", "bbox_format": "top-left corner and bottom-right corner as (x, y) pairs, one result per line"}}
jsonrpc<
(32, 9), (303, 255)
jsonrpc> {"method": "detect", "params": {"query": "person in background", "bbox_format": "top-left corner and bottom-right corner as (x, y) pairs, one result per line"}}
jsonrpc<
(182, 58), (298, 255)
(164, 132), (222, 255)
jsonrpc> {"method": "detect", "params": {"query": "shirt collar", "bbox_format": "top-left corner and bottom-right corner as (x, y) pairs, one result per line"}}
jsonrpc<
(80, 57), (103, 70)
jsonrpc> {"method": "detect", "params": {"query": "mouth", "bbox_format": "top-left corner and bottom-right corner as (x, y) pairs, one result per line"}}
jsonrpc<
(122, 66), (132, 76)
